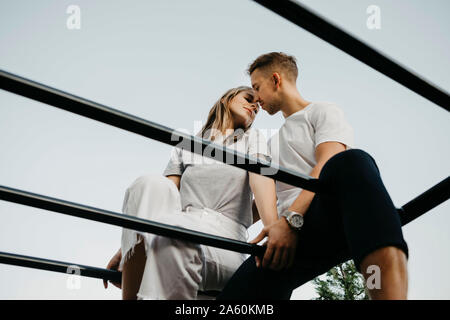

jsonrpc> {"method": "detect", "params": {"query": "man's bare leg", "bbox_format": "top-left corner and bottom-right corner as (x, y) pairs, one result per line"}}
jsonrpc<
(122, 235), (147, 300)
(360, 246), (408, 300)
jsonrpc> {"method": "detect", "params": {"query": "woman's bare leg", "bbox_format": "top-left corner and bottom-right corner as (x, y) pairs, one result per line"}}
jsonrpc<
(121, 235), (147, 300)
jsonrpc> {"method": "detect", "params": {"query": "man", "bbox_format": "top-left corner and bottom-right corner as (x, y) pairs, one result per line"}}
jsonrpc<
(216, 52), (409, 300)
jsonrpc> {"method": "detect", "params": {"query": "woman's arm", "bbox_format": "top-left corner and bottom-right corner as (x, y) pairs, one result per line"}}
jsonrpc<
(166, 175), (181, 190)
(252, 200), (260, 224)
(249, 172), (278, 226)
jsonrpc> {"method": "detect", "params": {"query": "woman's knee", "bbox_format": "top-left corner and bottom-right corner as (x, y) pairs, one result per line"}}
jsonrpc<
(127, 174), (178, 199)
(122, 174), (181, 217)
(130, 174), (173, 190)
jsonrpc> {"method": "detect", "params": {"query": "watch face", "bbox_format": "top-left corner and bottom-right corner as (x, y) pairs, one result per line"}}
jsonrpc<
(290, 214), (304, 228)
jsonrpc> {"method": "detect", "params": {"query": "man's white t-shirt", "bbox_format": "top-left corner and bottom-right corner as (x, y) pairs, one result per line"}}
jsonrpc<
(268, 101), (355, 214)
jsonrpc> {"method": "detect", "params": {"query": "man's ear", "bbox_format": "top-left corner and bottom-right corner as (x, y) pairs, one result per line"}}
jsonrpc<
(272, 72), (281, 89)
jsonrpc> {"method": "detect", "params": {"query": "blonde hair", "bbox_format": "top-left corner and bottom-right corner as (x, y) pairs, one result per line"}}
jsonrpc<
(199, 86), (254, 144)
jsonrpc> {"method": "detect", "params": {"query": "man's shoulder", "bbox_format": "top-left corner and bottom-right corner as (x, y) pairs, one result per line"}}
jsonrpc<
(307, 101), (344, 119)
(308, 101), (341, 112)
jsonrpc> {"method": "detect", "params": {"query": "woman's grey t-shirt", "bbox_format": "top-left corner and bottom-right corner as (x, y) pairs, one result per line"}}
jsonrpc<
(162, 128), (271, 228)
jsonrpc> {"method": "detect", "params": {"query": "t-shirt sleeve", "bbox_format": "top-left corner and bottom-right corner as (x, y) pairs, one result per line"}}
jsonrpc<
(309, 103), (354, 149)
(162, 146), (185, 176)
(247, 128), (272, 162)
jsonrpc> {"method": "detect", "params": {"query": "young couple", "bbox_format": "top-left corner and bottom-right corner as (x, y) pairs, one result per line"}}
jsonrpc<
(103, 52), (409, 300)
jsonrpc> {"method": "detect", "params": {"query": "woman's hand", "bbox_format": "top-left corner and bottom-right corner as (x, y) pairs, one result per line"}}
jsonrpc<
(103, 249), (122, 289)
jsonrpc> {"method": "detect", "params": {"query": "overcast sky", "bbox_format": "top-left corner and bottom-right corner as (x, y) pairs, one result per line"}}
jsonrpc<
(0, 0), (449, 299)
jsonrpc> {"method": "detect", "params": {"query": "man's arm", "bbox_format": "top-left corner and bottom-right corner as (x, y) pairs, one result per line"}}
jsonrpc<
(286, 141), (347, 216)
(250, 141), (347, 270)
(252, 142), (345, 224)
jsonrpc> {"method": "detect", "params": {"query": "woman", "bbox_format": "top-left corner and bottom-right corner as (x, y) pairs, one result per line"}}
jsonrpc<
(103, 86), (278, 300)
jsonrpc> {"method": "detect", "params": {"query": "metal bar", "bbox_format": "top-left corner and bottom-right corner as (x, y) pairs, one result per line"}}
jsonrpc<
(0, 185), (265, 256)
(0, 177), (448, 288)
(399, 176), (450, 226)
(2, 173), (447, 290)
(0, 251), (121, 283)
(0, 251), (222, 296)
(253, 0), (450, 112)
(2, 69), (449, 227)
(0, 69), (320, 194)
(1, 174), (448, 285)
(2, 173), (448, 288)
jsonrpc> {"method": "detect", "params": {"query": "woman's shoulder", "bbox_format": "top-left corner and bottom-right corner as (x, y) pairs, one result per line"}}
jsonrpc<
(244, 127), (263, 137)
(244, 127), (271, 159)
(245, 127), (268, 142)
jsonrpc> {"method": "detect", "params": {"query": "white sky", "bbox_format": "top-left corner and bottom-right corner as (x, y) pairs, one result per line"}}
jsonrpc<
(0, 0), (449, 299)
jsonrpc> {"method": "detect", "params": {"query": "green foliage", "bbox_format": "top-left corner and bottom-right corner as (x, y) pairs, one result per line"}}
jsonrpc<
(312, 260), (369, 300)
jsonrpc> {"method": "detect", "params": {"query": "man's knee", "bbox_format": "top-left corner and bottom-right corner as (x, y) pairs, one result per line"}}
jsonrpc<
(322, 149), (379, 181)
(334, 149), (375, 166)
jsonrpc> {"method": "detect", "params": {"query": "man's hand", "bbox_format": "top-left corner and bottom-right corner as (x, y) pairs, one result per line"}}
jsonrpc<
(103, 249), (122, 289)
(249, 217), (299, 271)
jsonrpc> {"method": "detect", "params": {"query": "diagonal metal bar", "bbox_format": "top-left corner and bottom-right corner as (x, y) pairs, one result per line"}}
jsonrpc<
(1, 179), (448, 288)
(0, 185), (265, 256)
(0, 69), (321, 194)
(253, 0), (450, 112)
(0, 251), (221, 296)
(399, 176), (450, 226)
(0, 251), (121, 283)
(1, 177), (448, 285)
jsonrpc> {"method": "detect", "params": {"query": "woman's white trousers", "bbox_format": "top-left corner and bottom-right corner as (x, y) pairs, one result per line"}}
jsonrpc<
(119, 174), (249, 300)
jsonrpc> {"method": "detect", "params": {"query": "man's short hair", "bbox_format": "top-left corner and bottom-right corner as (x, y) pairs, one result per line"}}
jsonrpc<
(247, 52), (298, 81)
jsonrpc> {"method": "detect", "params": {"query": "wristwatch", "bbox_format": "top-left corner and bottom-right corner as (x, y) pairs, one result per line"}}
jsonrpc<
(281, 210), (304, 230)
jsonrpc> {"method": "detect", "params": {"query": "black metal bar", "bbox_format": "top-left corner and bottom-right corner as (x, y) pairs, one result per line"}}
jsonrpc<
(1, 174), (447, 289)
(0, 177), (450, 288)
(0, 69), (320, 194)
(0, 185), (265, 256)
(399, 176), (450, 226)
(0, 251), (222, 296)
(253, 0), (450, 112)
(0, 2), (448, 297)
(0, 251), (121, 283)
(0, 178), (448, 288)
(1, 173), (447, 290)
